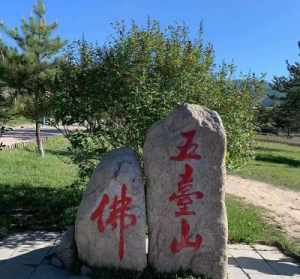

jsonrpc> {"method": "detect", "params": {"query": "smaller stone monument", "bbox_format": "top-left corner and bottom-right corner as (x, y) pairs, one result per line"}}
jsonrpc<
(75, 148), (147, 271)
(144, 104), (227, 279)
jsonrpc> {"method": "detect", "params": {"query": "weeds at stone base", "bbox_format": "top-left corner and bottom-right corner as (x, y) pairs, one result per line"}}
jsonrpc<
(90, 265), (210, 279)
(71, 254), (211, 279)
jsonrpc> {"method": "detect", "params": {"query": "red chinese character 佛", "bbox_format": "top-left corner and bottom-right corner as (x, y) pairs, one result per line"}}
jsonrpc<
(90, 184), (137, 261)
(170, 130), (201, 161)
(170, 218), (203, 254)
(169, 164), (204, 217)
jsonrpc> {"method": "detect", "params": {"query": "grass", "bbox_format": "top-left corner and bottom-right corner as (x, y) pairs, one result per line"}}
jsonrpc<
(233, 140), (300, 191)
(6, 115), (33, 127)
(226, 195), (299, 258)
(0, 137), (77, 187)
(0, 136), (81, 236)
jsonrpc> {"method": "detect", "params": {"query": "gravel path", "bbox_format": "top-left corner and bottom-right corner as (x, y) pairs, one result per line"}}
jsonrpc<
(226, 175), (300, 242)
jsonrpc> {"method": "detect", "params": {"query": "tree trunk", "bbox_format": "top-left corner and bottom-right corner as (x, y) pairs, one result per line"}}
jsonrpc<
(35, 121), (45, 157)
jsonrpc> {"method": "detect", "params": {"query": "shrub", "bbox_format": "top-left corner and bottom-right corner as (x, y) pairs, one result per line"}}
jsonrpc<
(52, 20), (263, 178)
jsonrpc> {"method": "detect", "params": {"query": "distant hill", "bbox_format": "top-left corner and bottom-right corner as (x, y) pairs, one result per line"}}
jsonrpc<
(260, 82), (285, 108)
(233, 80), (285, 108)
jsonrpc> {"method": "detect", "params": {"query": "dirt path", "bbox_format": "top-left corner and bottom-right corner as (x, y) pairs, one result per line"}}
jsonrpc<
(226, 175), (300, 242)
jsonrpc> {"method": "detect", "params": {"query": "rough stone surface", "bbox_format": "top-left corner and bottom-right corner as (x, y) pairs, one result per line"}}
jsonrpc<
(75, 148), (147, 271)
(55, 226), (76, 270)
(144, 104), (227, 279)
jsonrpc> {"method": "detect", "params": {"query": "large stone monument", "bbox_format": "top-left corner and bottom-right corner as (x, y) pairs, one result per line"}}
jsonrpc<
(75, 148), (147, 271)
(144, 104), (227, 279)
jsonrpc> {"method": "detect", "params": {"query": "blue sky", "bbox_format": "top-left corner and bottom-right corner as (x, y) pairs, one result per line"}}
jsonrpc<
(1, 0), (300, 80)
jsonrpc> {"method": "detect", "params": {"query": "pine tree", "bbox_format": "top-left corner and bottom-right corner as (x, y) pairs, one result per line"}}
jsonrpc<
(0, 0), (65, 156)
(272, 42), (300, 136)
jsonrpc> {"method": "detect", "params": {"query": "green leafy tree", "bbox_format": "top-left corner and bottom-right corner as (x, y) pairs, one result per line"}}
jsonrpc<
(53, 21), (263, 177)
(255, 106), (277, 134)
(272, 42), (300, 136)
(0, 0), (65, 156)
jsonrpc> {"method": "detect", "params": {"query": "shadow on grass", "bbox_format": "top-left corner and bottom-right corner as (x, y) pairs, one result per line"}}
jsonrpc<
(255, 146), (300, 154)
(21, 144), (72, 157)
(0, 182), (83, 235)
(45, 148), (73, 157)
(255, 146), (288, 153)
(255, 154), (300, 168)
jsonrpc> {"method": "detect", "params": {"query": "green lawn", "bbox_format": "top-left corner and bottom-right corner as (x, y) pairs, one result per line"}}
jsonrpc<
(0, 136), (81, 235)
(0, 136), (298, 273)
(0, 137), (77, 188)
(233, 141), (300, 191)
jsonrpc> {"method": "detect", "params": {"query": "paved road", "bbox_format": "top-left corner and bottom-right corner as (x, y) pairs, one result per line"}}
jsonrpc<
(0, 126), (62, 147)
(0, 232), (299, 279)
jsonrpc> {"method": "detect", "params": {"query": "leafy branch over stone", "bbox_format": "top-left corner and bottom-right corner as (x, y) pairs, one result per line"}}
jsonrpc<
(52, 21), (263, 177)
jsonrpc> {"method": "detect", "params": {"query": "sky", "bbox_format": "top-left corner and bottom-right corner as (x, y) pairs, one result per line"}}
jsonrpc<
(1, 0), (300, 81)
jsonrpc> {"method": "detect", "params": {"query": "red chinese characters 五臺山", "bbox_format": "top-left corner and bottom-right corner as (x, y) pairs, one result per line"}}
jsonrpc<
(169, 129), (204, 254)
(90, 184), (137, 261)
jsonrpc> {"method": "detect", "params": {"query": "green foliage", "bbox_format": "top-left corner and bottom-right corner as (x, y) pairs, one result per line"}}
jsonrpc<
(0, 0), (65, 155)
(0, 91), (34, 128)
(272, 42), (300, 135)
(0, 42), (15, 127)
(264, 81), (282, 102)
(255, 106), (277, 134)
(0, 88), (15, 126)
(53, 21), (262, 177)
(61, 206), (79, 227)
(0, 0), (65, 119)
